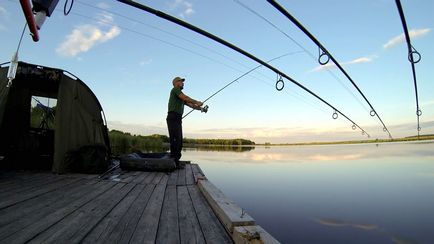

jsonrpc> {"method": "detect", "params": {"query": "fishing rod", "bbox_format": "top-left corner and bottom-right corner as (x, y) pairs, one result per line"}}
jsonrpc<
(266, 0), (392, 139)
(117, 0), (371, 137)
(395, 0), (422, 136)
(182, 52), (300, 119)
(233, 0), (371, 114)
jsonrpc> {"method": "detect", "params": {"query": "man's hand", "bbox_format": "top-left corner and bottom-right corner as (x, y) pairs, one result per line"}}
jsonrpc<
(201, 105), (209, 113)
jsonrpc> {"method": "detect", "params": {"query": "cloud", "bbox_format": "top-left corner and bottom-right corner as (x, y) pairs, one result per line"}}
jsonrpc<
(347, 57), (373, 64)
(56, 14), (120, 57)
(95, 12), (115, 26)
(168, 0), (195, 18)
(311, 56), (375, 72)
(96, 2), (111, 10)
(420, 100), (434, 107)
(383, 28), (431, 49)
(0, 6), (10, 31)
(139, 58), (153, 66)
(0, 6), (8, 16)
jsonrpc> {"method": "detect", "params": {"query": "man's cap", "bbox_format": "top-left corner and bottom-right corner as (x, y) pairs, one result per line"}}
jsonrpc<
(172, 76), (185, 85)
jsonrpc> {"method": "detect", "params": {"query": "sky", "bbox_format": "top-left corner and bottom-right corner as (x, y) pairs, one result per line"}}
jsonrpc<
(0, 0), (433, 143)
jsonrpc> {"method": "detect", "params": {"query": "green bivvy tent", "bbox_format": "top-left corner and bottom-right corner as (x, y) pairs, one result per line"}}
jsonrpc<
(0, 62), (110, 174)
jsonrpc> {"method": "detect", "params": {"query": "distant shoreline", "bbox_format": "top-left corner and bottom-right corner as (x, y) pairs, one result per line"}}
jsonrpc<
(256, 134), (434, 146)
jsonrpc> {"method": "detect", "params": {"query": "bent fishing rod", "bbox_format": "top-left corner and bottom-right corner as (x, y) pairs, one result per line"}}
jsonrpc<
(182, 52), (301, 119)
(395, 0), (422, 136)
(117, 0), (370, 137)
(266, 0), (392, 138)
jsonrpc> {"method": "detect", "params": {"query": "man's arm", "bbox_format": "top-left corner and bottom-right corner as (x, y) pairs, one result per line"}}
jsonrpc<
(185, 102), (202, 110)
(178, 92), (203, 107)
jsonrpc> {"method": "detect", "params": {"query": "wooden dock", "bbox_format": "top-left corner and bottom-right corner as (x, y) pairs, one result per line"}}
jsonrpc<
(0, 163), (279, 244)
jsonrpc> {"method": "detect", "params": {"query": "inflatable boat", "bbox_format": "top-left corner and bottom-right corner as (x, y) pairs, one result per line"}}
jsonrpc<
(119, 152), (176, 172)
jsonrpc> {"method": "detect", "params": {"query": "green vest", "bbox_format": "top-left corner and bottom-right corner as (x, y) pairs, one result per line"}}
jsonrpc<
(168, 87), (184, 115)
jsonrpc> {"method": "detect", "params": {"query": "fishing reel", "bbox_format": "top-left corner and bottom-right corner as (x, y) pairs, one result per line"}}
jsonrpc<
(201, 105), (209, 113)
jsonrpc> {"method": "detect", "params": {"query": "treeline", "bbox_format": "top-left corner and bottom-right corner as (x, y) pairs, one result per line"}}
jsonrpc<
(109, 130), (168, 155)
(108, 130), (256, 155)
(30, 105), (55, 130)
(183, 138), (255, 146)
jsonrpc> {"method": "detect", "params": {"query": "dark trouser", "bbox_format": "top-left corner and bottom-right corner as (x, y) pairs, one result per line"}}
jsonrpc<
(166, 112), (182, 163)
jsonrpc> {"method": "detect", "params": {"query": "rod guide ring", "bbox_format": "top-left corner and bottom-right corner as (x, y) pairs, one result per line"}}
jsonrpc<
(275, 75), (284, 91)
(408, 49), (421, 64)
(332, 111), (338, 120)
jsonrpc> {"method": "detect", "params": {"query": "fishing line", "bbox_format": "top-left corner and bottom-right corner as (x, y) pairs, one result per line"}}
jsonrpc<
(70, 11), (249, 74)
(266, 0), (391, 138)
(117, 0), (370, 137)
(182, 52), (299, 119)
(233, 0), (371, 116)
(394, 0), (422, 136)
(72, 10), (304, 114)
(255, 72), (332, 117)
(4, 0), (251, 76)
(76, 0), (255, 73)
(70, 8), (301, 113)
(77, 1), (289, 93)
(6, 22), (27, 87)
(16, 23), (27, 53)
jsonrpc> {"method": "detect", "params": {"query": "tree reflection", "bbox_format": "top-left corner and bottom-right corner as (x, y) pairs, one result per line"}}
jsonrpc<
(184, 145), (255, 152)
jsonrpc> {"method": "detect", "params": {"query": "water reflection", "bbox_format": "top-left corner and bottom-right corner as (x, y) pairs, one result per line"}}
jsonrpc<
(315, 218), (378, 230)
(184, 145), (255, 152)
(186, 141), (434, 164)
(315, 218), (419, 244)
(183, 141), (434, 243)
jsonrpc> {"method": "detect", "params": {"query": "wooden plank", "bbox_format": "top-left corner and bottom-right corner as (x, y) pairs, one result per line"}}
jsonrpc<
(156, 185), (179, 243)
(151, 172), (164, 185)
(62, 184), (144, 244)
(64, 173), (99, 180)
(118, 170), (141, 183)
(167, 170), (178, 186)
(187, 185), (232, 244)
(191, 164), (207, 183)
(143, 172), (157, 184)
(0, 174), (64, 196)
(177, 167), (186, 186)
(185, 164), (194, 185)
(1, 181), (117, 244)
(0, 179), (97, 240)
(104, 184), (155, 244)
(0, 172), (52, 190)
(131, 171), (151, 184)
(0, 177), (81, 210)
(178, 186), (205, 244)
(68, 184), (137, 243)
(233, 225), (281, 244)
(130, 183), (167, 244)
(28, 182), (134, 243)
(198, 180), (255, 233)
(0, 171), (54, 183)
(0, 178), (90, 227)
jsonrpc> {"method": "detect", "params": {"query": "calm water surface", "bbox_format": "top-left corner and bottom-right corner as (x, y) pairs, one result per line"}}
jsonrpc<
(183, 141), (434, 244)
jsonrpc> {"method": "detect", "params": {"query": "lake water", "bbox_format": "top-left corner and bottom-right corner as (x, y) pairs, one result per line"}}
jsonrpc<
(183, 141), (434, 244)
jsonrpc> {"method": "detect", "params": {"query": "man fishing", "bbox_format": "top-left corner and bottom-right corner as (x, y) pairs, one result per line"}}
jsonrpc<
(167, 76), (204, 168)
